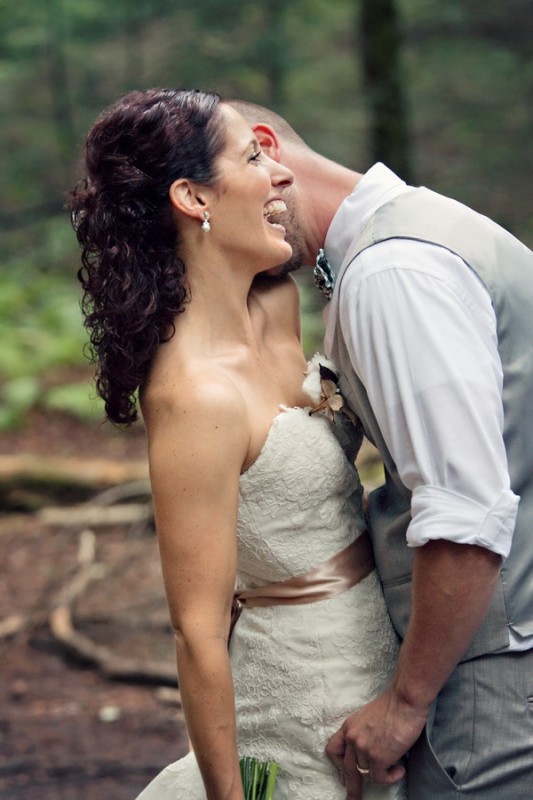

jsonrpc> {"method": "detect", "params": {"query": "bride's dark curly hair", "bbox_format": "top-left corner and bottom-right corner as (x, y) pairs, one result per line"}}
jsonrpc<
(69, 88), (225, 425)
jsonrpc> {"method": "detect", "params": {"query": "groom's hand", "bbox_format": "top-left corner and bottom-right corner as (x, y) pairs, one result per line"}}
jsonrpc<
(327, 744), (364, 800)
(325, 686), (428, 792)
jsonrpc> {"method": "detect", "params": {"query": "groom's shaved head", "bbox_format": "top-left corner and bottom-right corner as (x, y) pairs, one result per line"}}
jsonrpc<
(225, 100), (308, 148)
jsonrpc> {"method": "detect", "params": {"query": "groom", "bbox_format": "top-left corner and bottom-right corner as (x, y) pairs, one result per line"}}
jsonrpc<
(229, 100), (533, 799)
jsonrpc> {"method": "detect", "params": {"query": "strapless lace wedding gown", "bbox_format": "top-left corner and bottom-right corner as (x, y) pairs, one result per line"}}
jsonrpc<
(136, 407), (405, 799)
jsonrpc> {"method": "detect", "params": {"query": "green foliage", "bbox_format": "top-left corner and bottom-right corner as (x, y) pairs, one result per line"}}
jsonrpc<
(399, 0), (533, 239)
(0, 0), (531, 428)
(0, 376), (40, 430)
(295, 272), (328, 358)
(0, 270), (82, 379)
(0, 256), (100, 429)
(42, 382), (102, 421)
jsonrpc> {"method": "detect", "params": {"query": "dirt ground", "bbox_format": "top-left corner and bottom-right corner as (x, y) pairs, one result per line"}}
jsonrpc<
(0, 410), (190, 800)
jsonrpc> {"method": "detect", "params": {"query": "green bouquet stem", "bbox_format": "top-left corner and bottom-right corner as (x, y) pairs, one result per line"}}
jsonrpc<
(239, 756), (279, 800)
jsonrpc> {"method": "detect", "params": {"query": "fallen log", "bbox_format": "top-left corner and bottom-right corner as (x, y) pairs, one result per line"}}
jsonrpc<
(0, 455), (149, 510)
(0, 454), (148, 488)
(49, 530), (176, 686)
(39, 502), (153, 528)
(50, 602), (176, 685)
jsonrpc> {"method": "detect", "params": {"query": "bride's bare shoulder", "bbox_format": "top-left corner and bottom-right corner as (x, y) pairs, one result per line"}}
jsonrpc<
(141, 357), (247, 437)
(141, 363), (251, 483)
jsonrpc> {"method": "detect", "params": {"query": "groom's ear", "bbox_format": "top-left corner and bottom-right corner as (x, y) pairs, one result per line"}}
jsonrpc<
(252, 123), (281, 162)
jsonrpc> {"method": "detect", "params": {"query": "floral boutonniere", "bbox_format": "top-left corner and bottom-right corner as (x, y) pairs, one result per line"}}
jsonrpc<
(303, 353), (352, 421)
(302, 355), (362, 464)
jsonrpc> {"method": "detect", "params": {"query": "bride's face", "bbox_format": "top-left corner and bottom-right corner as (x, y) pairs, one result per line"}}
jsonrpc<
(207, 106), (294, 271)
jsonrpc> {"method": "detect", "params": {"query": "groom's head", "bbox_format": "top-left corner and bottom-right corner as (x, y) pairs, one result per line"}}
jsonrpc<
(226, 99), (361, 277)
(225, 100), (317, 274)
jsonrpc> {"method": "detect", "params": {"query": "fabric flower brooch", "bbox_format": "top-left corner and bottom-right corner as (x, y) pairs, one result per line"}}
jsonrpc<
(302, 354), (357, 423)
(302, 354), (362, 462)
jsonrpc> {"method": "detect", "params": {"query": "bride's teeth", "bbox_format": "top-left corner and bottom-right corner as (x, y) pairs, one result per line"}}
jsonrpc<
(263, 200), (287, 218)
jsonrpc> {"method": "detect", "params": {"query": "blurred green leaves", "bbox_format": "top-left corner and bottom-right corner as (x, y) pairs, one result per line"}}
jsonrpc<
(0, 256), (101, 429)
(0, 0), (531, 430)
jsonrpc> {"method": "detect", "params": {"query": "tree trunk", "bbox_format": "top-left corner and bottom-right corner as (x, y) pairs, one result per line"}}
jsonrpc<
(263, 0), (288, 111)
(44, 0), (77, 177)
(359, 0), (413, 182)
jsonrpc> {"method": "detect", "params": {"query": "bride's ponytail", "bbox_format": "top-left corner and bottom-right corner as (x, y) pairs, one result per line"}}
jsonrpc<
(69, 88), (224, 425)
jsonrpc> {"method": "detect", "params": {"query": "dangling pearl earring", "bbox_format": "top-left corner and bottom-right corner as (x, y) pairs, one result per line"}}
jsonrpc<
(201, 210), (211, 232)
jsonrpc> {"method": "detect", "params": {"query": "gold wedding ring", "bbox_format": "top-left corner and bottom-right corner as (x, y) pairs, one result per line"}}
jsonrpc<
(356, 763), (371, 775)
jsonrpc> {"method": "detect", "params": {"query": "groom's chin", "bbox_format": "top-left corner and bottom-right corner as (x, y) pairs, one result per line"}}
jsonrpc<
(263, 258), (303, 278)
(264, 244), (314, 277)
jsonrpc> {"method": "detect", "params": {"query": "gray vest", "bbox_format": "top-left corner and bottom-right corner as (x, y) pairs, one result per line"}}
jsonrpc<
(328, 187), (533, 660)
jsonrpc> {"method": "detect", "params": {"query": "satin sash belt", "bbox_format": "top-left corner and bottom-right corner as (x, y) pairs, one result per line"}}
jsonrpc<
(229, 531), (374, 642)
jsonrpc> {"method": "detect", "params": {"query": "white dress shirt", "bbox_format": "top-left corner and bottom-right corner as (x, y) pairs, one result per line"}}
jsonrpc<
(324, 164), (526, 649)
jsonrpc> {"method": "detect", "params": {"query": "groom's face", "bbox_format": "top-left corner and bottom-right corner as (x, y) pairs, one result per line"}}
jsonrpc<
(265, 181), (308, 277)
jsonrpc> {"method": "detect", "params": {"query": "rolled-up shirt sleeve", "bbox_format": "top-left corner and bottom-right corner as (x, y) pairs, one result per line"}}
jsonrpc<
(410, 485), (519, 558)
(340, 238), (520, 558)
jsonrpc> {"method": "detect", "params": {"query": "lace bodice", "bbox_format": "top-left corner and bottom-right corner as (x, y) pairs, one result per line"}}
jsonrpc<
(237, 407), (365, 586)
(136, 403), (405, 800)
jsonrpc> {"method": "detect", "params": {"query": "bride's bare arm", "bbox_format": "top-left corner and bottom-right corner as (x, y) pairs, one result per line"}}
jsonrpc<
(143, 376), (249, 800)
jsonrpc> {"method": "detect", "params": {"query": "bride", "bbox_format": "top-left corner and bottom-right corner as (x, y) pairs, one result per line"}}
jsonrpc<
(70, 88), (405, 800)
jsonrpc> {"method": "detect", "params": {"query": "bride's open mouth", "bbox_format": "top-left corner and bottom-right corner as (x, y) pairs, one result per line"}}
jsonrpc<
(263, 199), (287, 233)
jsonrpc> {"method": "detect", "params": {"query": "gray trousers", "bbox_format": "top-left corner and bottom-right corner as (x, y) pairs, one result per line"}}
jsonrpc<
(407, 648), (533, 799)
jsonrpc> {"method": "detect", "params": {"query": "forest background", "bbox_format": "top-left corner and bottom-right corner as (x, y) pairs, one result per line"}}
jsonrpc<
(1, 0), (532, 428)
(0, 2), (532, 798)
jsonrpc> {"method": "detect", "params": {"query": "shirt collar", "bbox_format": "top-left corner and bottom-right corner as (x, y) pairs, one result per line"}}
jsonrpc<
(324, 163), (409, 274)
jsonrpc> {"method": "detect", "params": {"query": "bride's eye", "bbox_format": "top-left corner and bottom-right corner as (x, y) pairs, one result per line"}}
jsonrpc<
(249, 150), (262, 164)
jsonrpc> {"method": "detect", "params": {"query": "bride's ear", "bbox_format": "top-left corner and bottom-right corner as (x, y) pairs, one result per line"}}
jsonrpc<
(169, 178), (208, 221)
(252, 124), (281, 162)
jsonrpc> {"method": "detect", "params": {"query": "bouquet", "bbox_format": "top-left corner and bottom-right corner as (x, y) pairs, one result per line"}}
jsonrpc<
(240, 756), (279, 800)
